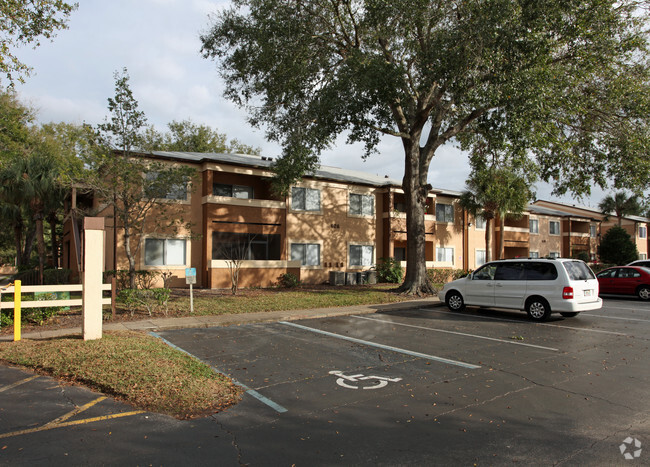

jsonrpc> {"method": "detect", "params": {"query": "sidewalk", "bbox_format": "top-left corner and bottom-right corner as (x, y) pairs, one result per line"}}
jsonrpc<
(0, 296), (444, 341)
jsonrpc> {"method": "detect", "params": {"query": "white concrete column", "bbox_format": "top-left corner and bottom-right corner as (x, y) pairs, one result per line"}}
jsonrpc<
(82, 217), (105, 340)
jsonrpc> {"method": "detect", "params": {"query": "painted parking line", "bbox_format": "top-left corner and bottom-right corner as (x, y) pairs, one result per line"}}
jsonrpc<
(420, 308), (628, 336)
(580, 313), (650, 323)
(0, 375), (39, 393)
(279, 321), (481, 370)
(150, 332), (288, 414)
(0, 396), (144, 439)
(352, 315), (559, 351)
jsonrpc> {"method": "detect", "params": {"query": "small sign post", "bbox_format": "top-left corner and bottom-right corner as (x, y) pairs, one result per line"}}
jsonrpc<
(186, 268), (196, 313)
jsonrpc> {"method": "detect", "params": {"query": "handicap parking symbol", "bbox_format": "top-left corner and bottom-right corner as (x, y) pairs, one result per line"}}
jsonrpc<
(329, 370), (402, 390)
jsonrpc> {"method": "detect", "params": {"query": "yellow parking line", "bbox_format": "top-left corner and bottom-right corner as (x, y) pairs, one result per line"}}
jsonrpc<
(0, 394), (145, 439)
(0, 410), (145, 439)
(0, 375), (39, 393)
(43, 396), (108, 427)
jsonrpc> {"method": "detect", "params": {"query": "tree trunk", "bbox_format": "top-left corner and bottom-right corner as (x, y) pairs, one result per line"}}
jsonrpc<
(48, 212), (59, 268)
(123, 224), (137, 289)
(21, 224), (36, 267)
(397, 142), (435, 296)
(13, 220), (24, 268)
(498, 216), (505, 259)
(34, 212), (46, 285)
(485, 217), (493, 263)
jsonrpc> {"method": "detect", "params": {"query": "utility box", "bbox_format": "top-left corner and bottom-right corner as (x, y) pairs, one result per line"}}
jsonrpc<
(365, 271), (377, 284)
(345, 272), (357, 285)
(356, 272), (365, 284)
(329, 271), (345, 286)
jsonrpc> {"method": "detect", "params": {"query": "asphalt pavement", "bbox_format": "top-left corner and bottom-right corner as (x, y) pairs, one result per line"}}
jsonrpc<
(1, 297), (648, 465)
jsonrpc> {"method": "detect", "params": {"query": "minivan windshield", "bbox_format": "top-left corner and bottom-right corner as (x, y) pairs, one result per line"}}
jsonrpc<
(563, 260), (595, 280)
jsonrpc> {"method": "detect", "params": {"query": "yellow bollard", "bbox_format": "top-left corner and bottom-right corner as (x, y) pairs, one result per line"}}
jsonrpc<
(14, 280), (21, 341)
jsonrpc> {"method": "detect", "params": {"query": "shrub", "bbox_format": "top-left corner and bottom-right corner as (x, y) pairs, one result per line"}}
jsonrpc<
(572, 251), (590, 263)
(428, 268), (471, 284)
(117, 288), (172, 316)
(376, 258), (403, 283)
(599, 226), (638, 265)
(105, 270), (160, 290)
(277, 272), (301, 288)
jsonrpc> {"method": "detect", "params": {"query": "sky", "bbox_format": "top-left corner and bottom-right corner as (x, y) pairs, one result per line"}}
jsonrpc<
(13, 0), (610, 208)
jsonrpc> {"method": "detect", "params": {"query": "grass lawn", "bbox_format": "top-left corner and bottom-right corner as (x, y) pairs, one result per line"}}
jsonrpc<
(0, 331), (242, 419)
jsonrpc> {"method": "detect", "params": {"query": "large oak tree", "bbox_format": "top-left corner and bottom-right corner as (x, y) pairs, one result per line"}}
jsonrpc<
(201, 0), (650, 294)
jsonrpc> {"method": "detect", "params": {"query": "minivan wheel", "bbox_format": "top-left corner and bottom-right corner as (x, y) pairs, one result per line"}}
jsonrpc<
(446, 291), (465, 311)
(637, 286), (650, 300)
(560, 312), (579, 318)
(526, 298), (551, 322)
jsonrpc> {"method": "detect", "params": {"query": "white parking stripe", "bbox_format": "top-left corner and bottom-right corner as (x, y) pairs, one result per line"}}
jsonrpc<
(279, 321), (481, 369)
(580, 313), (650, 323)
(420, 308), (628, 336)
(352, 315), (559, 351)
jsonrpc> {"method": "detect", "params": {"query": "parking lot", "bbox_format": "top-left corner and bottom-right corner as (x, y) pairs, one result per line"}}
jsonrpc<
(1, 298), (649, 465)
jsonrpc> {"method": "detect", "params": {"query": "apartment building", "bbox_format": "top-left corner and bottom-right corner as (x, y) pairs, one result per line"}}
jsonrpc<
(533, 200), (649, 261)
(62, 152), (649, 290)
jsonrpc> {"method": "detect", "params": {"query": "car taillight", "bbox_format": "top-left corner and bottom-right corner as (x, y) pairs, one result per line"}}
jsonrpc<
(562, 287), (574, 299)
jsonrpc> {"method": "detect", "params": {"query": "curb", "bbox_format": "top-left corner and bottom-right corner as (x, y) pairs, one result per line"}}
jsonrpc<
(0, 297), (444, 341)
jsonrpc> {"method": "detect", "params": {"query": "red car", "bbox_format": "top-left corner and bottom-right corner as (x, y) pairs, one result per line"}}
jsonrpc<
(596, 266), (650, 300)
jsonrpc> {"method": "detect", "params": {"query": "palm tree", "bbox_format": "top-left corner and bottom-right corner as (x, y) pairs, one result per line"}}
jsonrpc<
(598, 192), (643, 226)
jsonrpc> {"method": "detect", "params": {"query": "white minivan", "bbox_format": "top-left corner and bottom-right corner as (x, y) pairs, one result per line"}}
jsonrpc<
(440, 258), (602, 321)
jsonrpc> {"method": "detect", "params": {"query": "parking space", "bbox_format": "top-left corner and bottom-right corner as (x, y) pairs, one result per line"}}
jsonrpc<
(1, 298), (648, 465)
(155, 298), (650, 465)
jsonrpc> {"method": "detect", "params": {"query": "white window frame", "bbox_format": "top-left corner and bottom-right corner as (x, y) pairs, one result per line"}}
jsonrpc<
(529, 219), (539, 234)
(435, 203), (454, 223)
(549, 251), (560, 259)
(529, 251), (540, 259)
(549, 221), (560, 236)
(290, 242), (321, 267)
(291, 186), (321, 213)
(143, 238), (188, 267)
(349, 192), (375, 217)
(349, 244), (374, 267)
(590, 225), (597, 238)
(475, 215), (486, 230)
(436, 246), (454, 265)
(475, 249), (486, 267)
(639, 226), (647, 239)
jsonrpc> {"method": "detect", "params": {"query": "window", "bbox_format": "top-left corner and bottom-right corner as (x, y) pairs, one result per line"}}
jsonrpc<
(475, 215), (486, 230)
(349, 245), (374, 266)
(549, 251), (560, 259)
(563, 261), (596, 280)
(213, 183), (253, 199)
(349, 193), (374, 216)
(526, 262), (558, 280)
(473, 264), (497, 280)
(212, 233), (281, 260)
(475, 249), (486, 267)
(394, 247), (406, 262)
(145, 172), (188, 200)
(590, 225), (597, 238)
(639, 226), (647, 239)
(640, 254), (648, 260)
(529, 251), (540, 259)
(549, 221), (560, 235)
(529, 219), (539, 234)
(292, 187), (321, 212)
(435, 203), (454, 223)
(436, 247), (454, 264)
(144, 238), (186, 266)
(495, 262), (526, 280)
(291, 243), (321, 266)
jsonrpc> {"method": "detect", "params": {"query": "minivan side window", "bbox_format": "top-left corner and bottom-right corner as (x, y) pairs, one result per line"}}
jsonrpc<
(563, 261), (595, 280)
(494, 263), (526, 280)
(525, 262), (558, 280)
(473, 264), (497, 280)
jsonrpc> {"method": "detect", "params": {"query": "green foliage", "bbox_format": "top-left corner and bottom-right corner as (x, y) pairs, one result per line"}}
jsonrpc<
(277, 272), (301, 288)
(573, 251), (590, 263)
(375, 258), (403, 284)
(117, 287), (172, 317)
(105, 270), (159, 290)
(427, 269), (472, 284)
(143, 119), (261, 155)
(201, 0), (650, 294)
(0, 0), (78, 84)
(599, 226), (639, 265)
(598, 192), (644, 226)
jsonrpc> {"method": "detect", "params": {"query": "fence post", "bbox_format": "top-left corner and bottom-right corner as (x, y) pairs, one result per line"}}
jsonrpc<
(82, 217), (105, 340)
(13, 280), (21, 341)
(111, 276), (116, 320)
